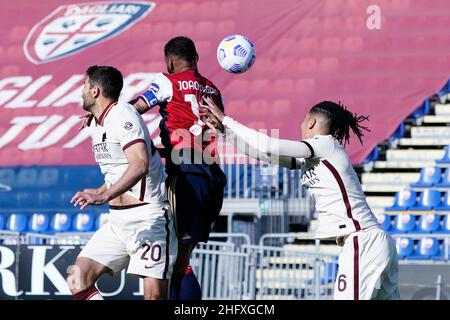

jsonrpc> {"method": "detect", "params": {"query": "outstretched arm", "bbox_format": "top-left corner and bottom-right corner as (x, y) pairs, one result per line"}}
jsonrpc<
(224, 127), (302, 169)
(200, 96), (313, 162)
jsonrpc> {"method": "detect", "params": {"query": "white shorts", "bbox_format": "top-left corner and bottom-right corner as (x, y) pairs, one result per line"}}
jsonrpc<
(78, 203), (178, 280)
(333, 226), (400, 300)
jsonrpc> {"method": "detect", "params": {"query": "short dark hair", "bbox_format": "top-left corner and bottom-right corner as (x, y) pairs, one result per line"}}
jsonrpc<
(86, 65), (123, 101)
(309, 101), (370, 145)
(164, 36), (198, 62)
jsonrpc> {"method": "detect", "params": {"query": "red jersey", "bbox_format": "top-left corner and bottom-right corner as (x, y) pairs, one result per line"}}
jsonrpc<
(140, 69), (223, 162)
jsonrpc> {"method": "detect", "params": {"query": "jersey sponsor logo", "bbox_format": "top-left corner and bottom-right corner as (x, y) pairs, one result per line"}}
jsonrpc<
(124, 122), (133, 130)
(23, 1), (156, 64)
(301, 167), (319, 187)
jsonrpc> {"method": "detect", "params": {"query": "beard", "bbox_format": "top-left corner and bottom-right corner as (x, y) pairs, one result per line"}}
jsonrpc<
(82, 95), (94, 112)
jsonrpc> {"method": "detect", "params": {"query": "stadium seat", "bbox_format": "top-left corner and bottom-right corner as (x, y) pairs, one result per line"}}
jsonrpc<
(5, 213), (27, 232)
(411, 189), (441, 210)
(413, 214), (441, 233)
(410, 167), (441, 188)
(396, 237), (414, 259)
(0, 214), (5, 230)
(16, 190), (39, 208)
(435, 191), (450, 211)
(0, 191), (15, 208)
(15, 168), (38, 188)
(362, 147), (379, 164)
(63, 166), (103, 190)
(409, 238), (439, 259)
(391, 214), (416, 233)
(409, 99), (430, 119)
(388, 122), (405, 141)
(385, 189), (417, 211)
(72, 213), (95, 232)
(0, 168), (15, 186)
(431, 240), (447, 261)
(37, 168), (59, 188)
(436, 145), (450, 164)
(95, 213), (109, 230)
(38, 190), (64, 208)
(60, 190), (75, 207)
(28, 213), (50, 233)
(435, 168), (450, 187)
(49, 213), (72, 233)
(377, 213), (392, 231)
(438, 214), (450, 233)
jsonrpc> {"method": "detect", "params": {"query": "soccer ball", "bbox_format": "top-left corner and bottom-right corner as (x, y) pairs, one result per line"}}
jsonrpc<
(217, 35), (256, 74)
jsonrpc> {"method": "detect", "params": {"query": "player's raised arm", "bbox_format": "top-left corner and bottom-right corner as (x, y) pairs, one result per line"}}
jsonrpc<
(130, 73), (174, 114)
(200, 96), (313, 161)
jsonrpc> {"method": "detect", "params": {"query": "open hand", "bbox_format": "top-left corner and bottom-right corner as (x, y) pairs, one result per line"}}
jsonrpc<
(71, 191), (108, 210)
(200, 96), (226, 122)
(199, 107), (224, 133)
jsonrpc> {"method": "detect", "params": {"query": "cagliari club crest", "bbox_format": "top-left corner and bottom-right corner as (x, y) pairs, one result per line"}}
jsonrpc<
(23, 1), (155, 64)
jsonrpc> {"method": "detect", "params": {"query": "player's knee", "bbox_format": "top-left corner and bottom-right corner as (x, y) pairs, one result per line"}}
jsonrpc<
(66, 260), (94, 293)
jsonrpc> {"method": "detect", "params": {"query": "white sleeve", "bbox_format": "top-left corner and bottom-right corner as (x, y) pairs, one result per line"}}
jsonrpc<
(223, 116), (313, 160)
(226, 128), (302, 169)
(110, 109), (147, 151)
(139, 73), (173, 108)
(301, 136), (335, 158)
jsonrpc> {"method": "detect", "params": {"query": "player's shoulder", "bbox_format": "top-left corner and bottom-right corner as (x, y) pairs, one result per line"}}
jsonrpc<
(105, 102), (141, 125)
(303, 135), (337, 158)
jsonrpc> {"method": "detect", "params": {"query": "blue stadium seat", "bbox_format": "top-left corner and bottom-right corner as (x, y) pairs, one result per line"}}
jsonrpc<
(0, 192), (15, 208)
(435, 191), (450, 211)
(391, 214), (416, 233)
(385, 189), (416, 211)
(409, 238), (439, 260)
(72, 213), (95, 232)
(0, 214), (5, 230)
(38, 190), (63, 208)
(28, 213), (50, 233)
(436, 145), (450, 164)
(63, 166), (103, 190)
(5, 213), (27, 232)
(362, 147), (379, 164)
(60, 190), (75, 207)
(0, 168), (15, 186)
(388, 122), (405, 141)
(438, 214), (450, 233)
(15, 168), (38, 188)
(396, 237), (414, 259)
(95, 213), (109, 230)
(49, 213), (72, 233)
(409, 99), (430, 119)
(16, 190), (39, 208)
(37, 168), (59, 188)
(431, 240), (447, 261)
(410, 167), (441, 188)
(435, 168), (450, 187)
(377, 213), (392, 231)
(413, 214), (440, 233)
(411, 189), (441, 210)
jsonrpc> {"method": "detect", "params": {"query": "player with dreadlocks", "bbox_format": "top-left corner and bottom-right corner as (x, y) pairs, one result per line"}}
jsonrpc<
(199, 98), (400, 300)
